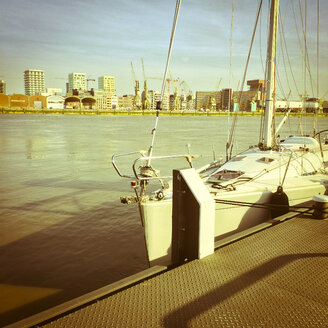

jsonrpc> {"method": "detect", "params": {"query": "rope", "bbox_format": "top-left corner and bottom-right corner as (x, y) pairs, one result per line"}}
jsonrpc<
(147, 0), (182, 164)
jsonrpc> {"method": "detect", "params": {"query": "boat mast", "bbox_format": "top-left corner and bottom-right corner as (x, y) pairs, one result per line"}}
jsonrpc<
(263, 0), (279, 149)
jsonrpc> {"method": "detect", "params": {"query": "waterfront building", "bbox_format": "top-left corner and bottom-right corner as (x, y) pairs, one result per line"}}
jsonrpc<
(0, 80), (6, 94)
(68, 73), (86, 94)
(10, 94), (28, 108)
(195, 91), (221, 111)
(195, 80), (265, 112)
(232, 90), (260, 111)
(93, 89), (109, 110)
(247, 79), (266, 111)
(120, 95), (134, 110)
(221, 89), (233, 111)
(98, 76), (115, 97)
(275, 100), (319, 112)
(47, 95), (65, 109)
(111, 96), (118, 109)
(0, 93), (9, 107)
(323, 101), (328, 113)
(81, 96), (96, 109)
(148, 90), (169, 110)
(29, 95), (47, 109)
(24, 69), (45, 96)
(65, 96), (80, 109)
(186, 95), (195, 110)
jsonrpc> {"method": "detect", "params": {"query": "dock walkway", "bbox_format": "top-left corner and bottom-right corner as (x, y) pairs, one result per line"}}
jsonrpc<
(9, 213), (328, 327)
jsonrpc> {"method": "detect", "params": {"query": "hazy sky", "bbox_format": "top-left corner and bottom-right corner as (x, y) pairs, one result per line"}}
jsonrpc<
(1, 0), (327, 99)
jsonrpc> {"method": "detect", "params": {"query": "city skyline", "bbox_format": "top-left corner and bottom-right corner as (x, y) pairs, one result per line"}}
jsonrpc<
(1, 0), (327, 99)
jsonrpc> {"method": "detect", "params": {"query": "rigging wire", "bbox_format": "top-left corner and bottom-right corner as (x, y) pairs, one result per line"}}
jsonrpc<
(227, 0), (234, 145)
(279, 1), (301, 99)
(147, 0), (182, 164)
(277, 10), (292, 100)
(297, 0), (315, 98)
(258, 5), (265, 75)
(226, 0), (263, 161)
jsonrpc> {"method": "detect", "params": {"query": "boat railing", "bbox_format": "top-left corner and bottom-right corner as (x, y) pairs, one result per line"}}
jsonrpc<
(112, 150), (146, 179)
(132, 154), (197, 181)
(112, 151), (198, 181)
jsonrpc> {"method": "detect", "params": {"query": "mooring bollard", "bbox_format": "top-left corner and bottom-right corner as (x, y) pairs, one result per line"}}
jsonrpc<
(312, 195), (328, 220)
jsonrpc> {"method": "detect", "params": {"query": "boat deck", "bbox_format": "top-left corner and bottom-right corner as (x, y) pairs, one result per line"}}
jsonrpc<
(9, 212), (328, 327)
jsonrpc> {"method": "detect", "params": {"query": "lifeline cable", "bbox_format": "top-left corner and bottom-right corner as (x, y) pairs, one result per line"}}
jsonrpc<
(147, 0), (182, 165)
(215, 198), (313, 214)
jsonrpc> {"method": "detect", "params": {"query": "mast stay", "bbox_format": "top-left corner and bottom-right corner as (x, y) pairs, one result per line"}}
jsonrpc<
(226, 0), (263, 160)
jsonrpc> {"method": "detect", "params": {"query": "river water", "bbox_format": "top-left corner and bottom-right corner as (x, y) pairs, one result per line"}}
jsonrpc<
(0, 114), (327, 325)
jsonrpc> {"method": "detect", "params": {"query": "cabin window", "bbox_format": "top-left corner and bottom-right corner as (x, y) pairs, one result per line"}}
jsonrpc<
(210, 170), (244, 180)
(231, 156), (247, 162)
(258, 157), (274, 163)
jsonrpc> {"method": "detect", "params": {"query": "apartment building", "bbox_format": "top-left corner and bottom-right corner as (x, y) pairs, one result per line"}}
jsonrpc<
(148, 90), (170, 110)
(24, 69), (45, 96)
(98, 76), (115, 97)
(68, 73), (86, 93)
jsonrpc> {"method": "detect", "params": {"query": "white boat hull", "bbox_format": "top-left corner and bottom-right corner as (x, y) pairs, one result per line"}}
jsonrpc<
(141, 142), (328, 266)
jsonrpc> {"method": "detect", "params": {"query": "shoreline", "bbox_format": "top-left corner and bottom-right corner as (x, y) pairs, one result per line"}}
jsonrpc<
(1, 107), (327, 117)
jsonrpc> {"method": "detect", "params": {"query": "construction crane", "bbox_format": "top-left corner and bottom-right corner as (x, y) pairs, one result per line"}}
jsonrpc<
(130, 61), (137, 88)
(236, 80), (240, 91)
(140, 58), (150, 110)
(86, 79), (95, 91)
(148, 73), (179, 96)
(141, 58), (146, 82)
(215, 77), (222, 91)
(179, 80), (193, 98)
(168, 71), (179, 96)
(130, 61), (141, 110)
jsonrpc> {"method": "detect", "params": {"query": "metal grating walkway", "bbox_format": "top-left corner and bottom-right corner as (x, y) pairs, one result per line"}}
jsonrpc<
(36, 215), (328, 327)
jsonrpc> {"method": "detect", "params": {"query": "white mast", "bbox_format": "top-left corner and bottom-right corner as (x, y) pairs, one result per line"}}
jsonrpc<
(263, 0), (279, 148)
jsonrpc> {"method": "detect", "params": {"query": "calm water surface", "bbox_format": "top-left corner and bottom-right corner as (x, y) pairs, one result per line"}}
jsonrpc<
(0, 114), (327, 325)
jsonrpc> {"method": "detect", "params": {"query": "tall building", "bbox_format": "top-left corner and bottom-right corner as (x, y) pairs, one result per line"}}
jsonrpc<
(68, 73), (86, 94)
(24, 69), (45, 95)
(98, 76), (115, 97)
(0, 80), (6, 94)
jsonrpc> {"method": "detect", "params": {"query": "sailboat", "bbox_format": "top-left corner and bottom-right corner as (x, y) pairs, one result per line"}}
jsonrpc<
(112, 0), (328, 267)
